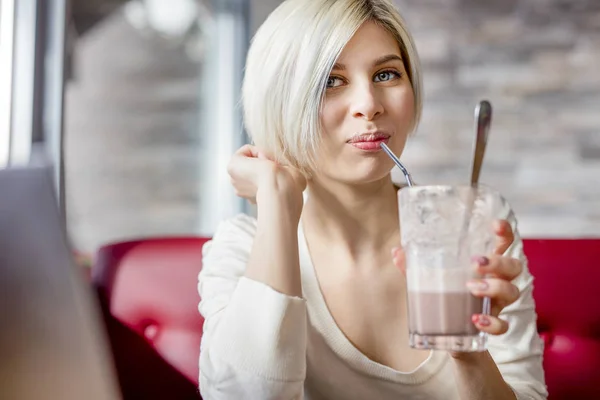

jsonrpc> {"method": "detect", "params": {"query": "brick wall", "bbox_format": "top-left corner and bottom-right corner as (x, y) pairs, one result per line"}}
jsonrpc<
(65, 1), (599, 252)
(394, 0), (600, 237)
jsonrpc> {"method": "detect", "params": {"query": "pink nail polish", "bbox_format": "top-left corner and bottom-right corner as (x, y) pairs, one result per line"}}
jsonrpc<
(477, 315), (490, 327)
(470, 256), (489, 266)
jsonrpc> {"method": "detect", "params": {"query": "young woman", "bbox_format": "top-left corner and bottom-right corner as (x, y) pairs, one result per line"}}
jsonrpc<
(197, 0), (547, 398)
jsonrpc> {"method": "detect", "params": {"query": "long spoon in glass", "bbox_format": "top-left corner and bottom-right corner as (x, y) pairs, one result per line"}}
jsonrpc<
(470, 100), (492, 188)
(459, 100), (493, 244)
(463, 100), (493, 314)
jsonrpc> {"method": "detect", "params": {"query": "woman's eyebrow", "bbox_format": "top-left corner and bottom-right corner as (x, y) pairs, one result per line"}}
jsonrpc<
(331, 54), (403, 71)
(372, 54), (403, 66)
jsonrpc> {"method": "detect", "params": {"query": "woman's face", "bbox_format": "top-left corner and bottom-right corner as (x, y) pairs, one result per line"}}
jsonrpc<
(316, 20), (415, 184)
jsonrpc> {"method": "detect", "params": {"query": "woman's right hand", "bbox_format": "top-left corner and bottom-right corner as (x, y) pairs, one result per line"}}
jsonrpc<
(227, 145), (307, 214)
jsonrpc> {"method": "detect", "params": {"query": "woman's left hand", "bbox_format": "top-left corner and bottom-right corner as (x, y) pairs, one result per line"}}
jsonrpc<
(465, 219), (522, 335)
(392, 219), (522, 336)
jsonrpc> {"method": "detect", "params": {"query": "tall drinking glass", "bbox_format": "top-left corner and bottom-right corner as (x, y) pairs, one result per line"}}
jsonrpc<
(398, 185), (505, 352)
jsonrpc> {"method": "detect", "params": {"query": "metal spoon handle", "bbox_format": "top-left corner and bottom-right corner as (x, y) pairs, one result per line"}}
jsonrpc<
(470, 100), (492, 186)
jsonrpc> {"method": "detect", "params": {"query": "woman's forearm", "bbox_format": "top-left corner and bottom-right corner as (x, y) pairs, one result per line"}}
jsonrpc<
(451, 351), (517, 400)
(245, 185), (304, 297)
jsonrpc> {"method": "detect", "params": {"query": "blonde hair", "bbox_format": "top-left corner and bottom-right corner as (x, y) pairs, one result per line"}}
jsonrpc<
(242, 0), (422, 174)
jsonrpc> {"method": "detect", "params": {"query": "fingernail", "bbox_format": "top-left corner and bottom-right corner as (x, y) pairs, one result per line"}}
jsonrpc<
(467, 280), (488, 291)
(391, 247), (399, 256)
(471, 256), (489, 266)
(475, 315), (490, 327)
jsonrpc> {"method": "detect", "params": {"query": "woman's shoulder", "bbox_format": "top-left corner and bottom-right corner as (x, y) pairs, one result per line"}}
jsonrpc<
(200, 214), (258, 278)
(211, 213), (258, 241)
(202, 213), (258, 256)
(197, 215), (258, 318)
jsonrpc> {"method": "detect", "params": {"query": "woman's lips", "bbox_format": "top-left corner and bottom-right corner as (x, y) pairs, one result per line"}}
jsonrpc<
(348, 135), (390, 151)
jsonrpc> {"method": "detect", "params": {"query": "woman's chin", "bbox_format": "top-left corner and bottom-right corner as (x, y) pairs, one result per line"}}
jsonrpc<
(318, 165), (393, 186)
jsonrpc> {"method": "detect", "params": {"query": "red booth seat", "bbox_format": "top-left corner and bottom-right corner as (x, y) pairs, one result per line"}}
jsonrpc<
(92, 238), (208, 400)
(92, 238), (600, 400)
(523, 239), (600, 400)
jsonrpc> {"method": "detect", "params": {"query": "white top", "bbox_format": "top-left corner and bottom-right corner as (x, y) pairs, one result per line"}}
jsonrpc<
(197, 213), (548, 400)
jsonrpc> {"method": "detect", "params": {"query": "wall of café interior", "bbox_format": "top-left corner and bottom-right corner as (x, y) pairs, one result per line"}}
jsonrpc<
(65, 0), (600, 253)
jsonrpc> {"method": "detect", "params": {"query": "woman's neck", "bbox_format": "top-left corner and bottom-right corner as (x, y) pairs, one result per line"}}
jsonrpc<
(301, 174), (400, 258)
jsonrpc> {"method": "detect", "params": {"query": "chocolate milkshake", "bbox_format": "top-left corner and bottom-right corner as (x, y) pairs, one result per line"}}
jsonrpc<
(408, 291), (483, 336)
(405, 267), (486, 351)
(398, 185), (504, 352)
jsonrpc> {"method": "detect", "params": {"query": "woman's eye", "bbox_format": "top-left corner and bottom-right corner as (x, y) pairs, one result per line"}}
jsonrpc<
(326, 76), (344, 88)
(374, 70), (400, 82)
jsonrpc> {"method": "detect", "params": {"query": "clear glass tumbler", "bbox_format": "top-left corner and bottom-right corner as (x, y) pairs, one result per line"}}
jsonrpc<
(398, 185), (505, 352)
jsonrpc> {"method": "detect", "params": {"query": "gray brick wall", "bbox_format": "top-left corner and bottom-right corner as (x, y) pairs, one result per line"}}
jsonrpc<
(65, 1), (599, 253)
(394, 0), (600, 237)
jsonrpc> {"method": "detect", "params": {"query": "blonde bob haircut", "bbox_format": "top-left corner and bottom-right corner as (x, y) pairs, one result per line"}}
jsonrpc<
(242, 0), (422, 175)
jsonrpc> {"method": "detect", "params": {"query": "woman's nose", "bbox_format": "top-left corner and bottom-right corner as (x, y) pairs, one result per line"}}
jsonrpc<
(350, 84), (384, 121)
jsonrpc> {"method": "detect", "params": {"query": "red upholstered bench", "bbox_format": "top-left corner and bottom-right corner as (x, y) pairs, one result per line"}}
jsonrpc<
(523, 239), (600, 400)
(92, 237), (600, 400)
(92, 238), (208, 400)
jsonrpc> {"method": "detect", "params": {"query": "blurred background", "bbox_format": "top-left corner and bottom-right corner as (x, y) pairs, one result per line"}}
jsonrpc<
(2, 0), (600, 256)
